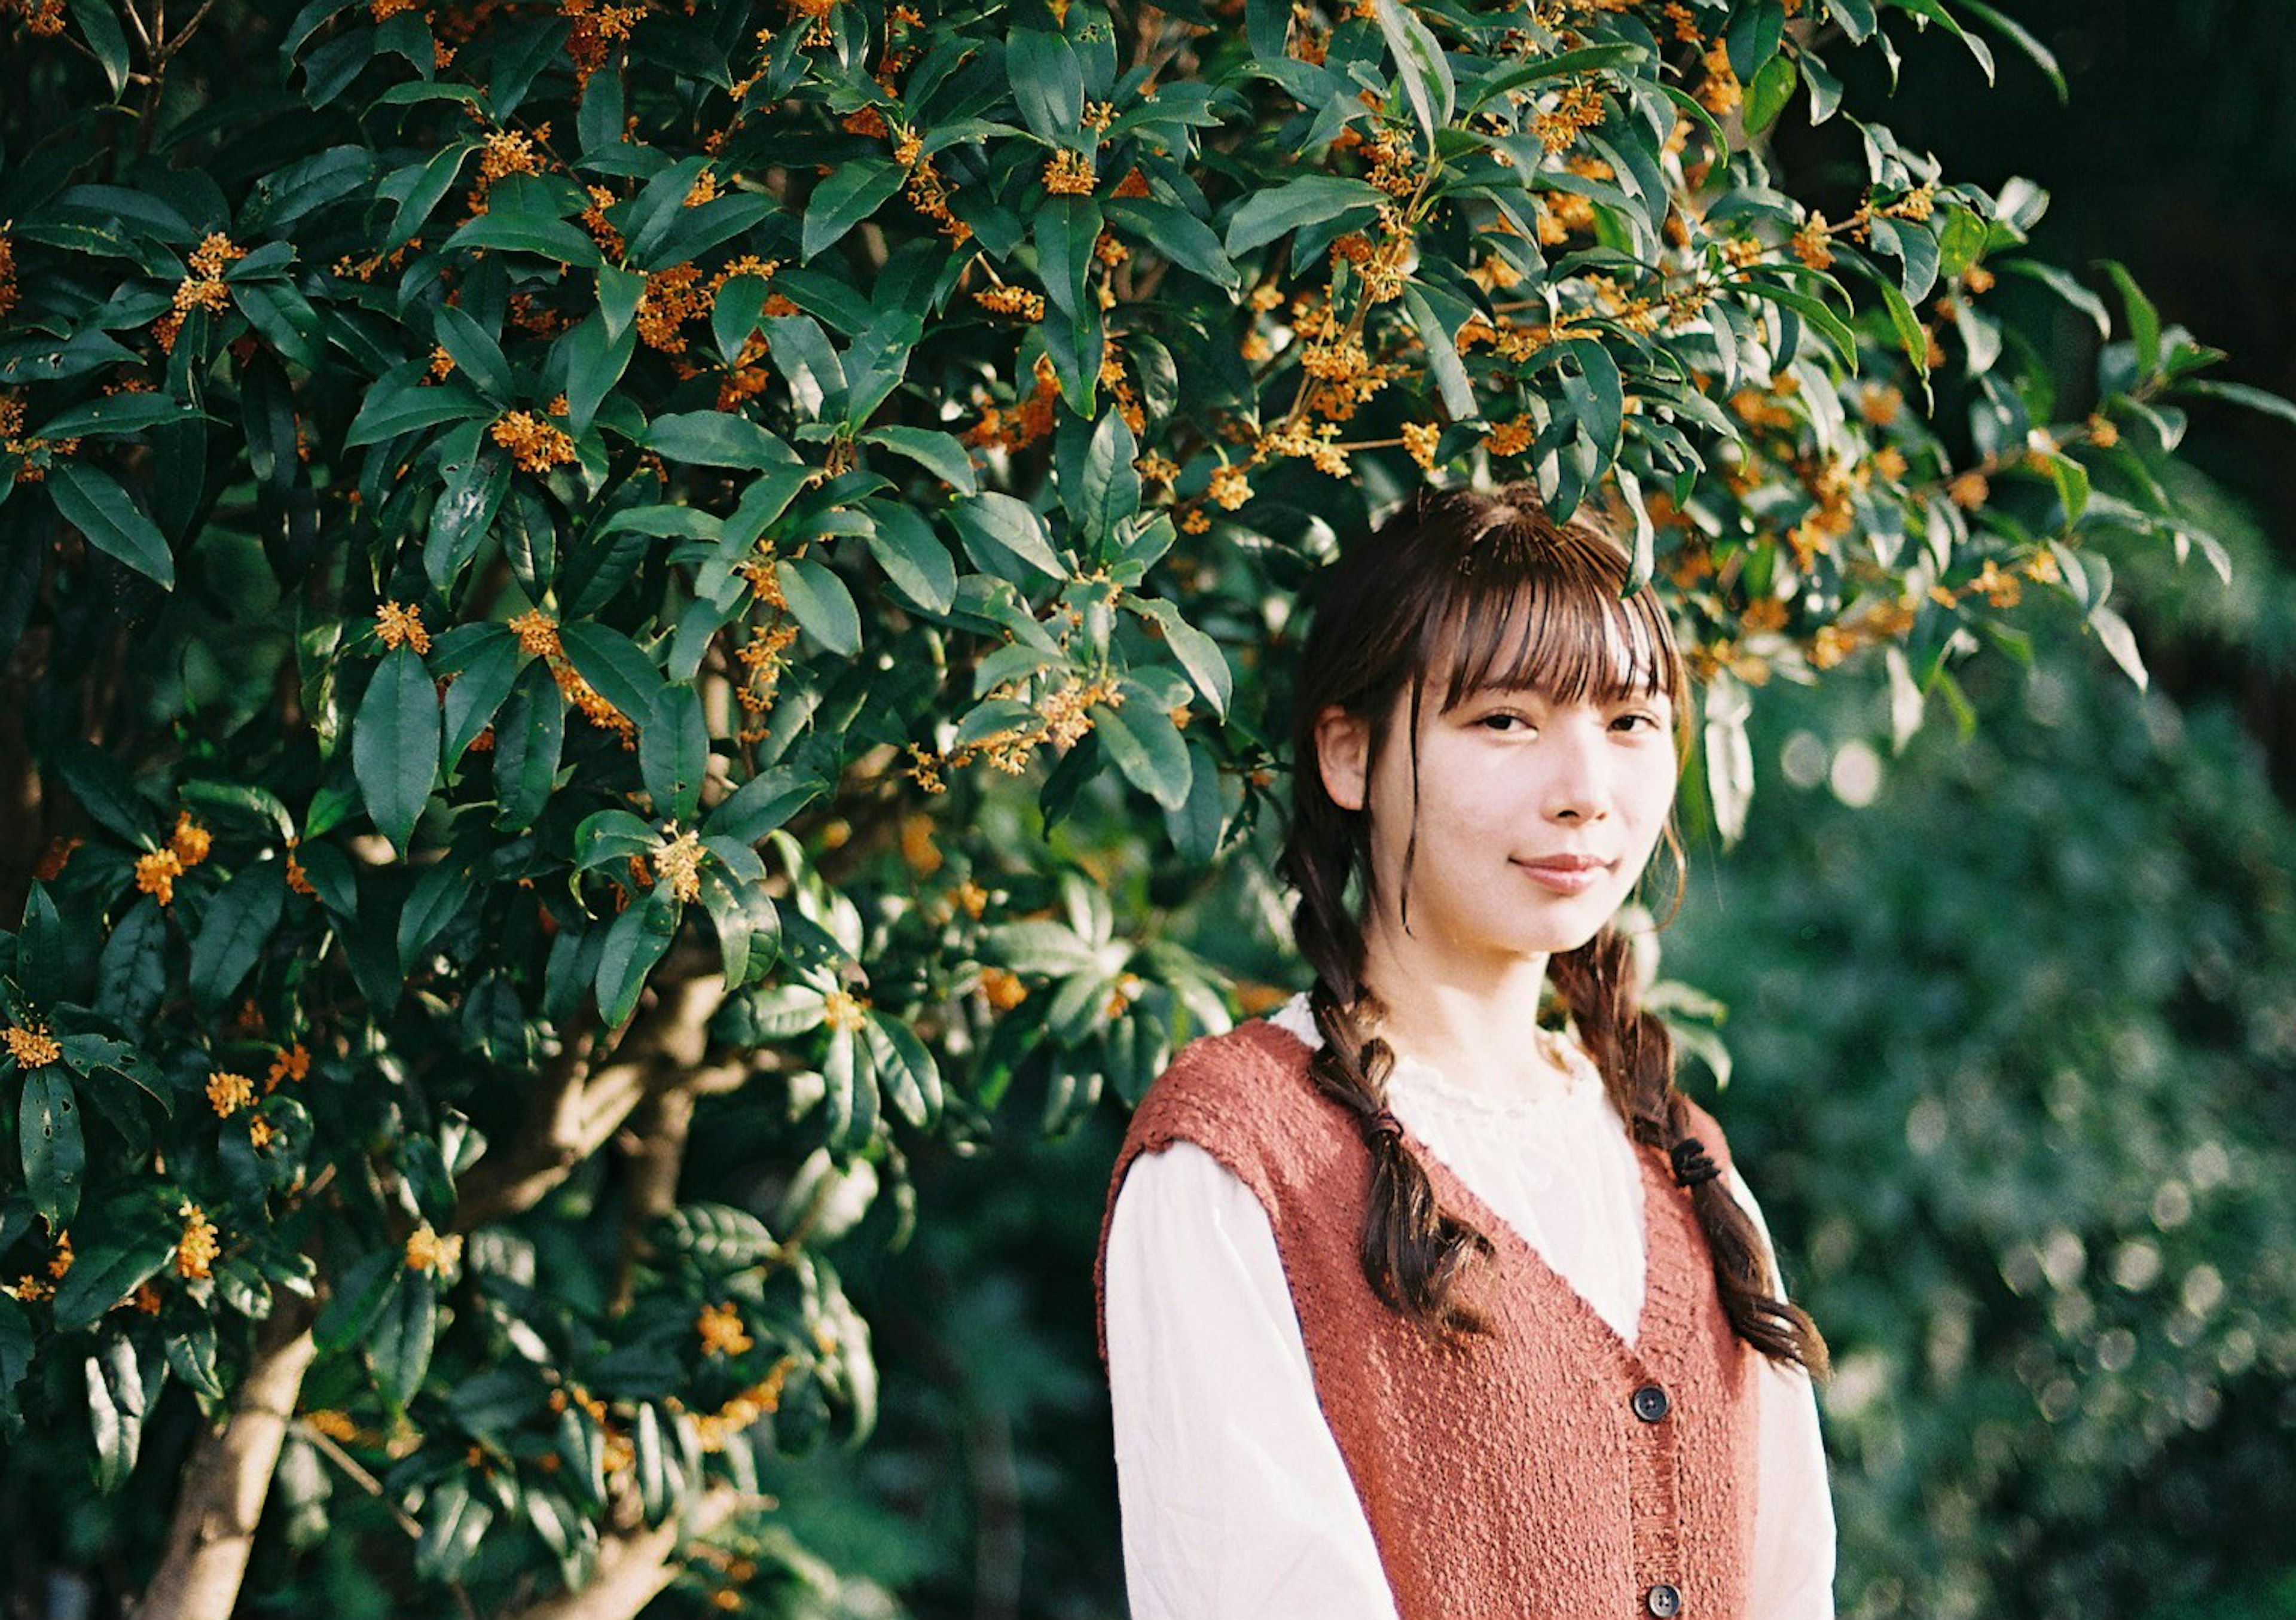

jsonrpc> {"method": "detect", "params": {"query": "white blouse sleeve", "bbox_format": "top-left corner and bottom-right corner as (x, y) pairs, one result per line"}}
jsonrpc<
(1725, 1163), (1837, 1619)
(1104, 1140), (1400, 1620)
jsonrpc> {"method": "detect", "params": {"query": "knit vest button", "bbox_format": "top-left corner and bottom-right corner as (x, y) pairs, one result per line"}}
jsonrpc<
(1646, 1582), (1683, 1616)
(1632, 1382), (1671, 1422)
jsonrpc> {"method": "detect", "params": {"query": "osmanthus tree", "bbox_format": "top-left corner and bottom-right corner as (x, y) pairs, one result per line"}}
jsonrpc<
(0, 0), (2282, 1612)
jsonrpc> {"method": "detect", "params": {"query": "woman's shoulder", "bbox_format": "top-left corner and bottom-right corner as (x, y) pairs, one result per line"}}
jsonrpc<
(1134, 1012), (1312, 1121)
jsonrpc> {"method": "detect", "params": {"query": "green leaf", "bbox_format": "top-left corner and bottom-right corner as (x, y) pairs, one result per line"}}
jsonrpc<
(492, 658), (566, 829)
(188, 861), (288, 1014)
(15, 880), (66, 1009)
(2089, 603), (2147, 690)
(345, 379), (491, 449)
(1744, 54), (1799, 135)
(863, 1012), (942, 1128)
(0, 1295), (32, 1425)
(397, 855), (475, 972)
(354, 645), (441, 855)
(1223, 175), (1386, 258)
(316, 1252), (402, 1354)
(2174, 379), (2296, 429)
(167, 1320), (225, 1402)
(1007, 27), (1086, 142)
(2048, 451), (2091, 524)
(644, 411), (794, 470)
(21, 1069), (84, 1228)
(952, 492), (1067, 581)
(444, 208), (604, 267)
(803, 160), (905, 260)
(48, 463), (175, 588)
(1102, 199), (1239, 291)
(1095, 682), (1193, 811)
(1126, 597), (1232, 717)
(442, 626), (525, 765)
(368, 1270), (438, 1411)
(1738, 279), (1860, 372)
(432, 304), (515, 402)
(862, 502), (957, 616)
(557, 621), (665, 720)
(642, 686), (709, 824)
(1073, 408), (1141, 553)
(596, 889), (680, 1027)
(68, 0), (130, 93)
(52, 1217), (174, 1332)
(416, 1479), (494, 1582)
(96, 899), (170, 1029)
(860, 426), (978, 494)
(34, 393), (197, 441)
(1726, 0), (1786, 81)
(2096, 259), (2161, 377)
(1998, 259), (2110, 339)
(562, 314), (637, 438)
(86, 1337), (145, 1493)
(1467, 43), (1648, 109)
(704, 766), (826, 844)
(1877, 279), (1929, 371)
(777, 556), (862, 655)
(1373, 0), (1455, 144)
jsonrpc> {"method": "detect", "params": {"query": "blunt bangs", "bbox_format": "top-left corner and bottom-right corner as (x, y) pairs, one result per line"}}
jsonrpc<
(1417, 514), (1680, 715)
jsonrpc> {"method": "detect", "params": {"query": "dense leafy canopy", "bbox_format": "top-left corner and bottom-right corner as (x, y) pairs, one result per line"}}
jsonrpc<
(0, 0), (2286, 1612)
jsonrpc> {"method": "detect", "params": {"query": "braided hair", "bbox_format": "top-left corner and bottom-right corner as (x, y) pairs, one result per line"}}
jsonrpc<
(1274, 484), (1830, 1377)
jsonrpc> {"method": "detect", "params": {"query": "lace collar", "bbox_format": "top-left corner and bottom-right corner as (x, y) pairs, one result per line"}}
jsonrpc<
(1265, 991), (1604, 1119)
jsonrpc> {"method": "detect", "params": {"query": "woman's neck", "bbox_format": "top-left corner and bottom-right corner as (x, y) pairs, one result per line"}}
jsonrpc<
(1355, 928), (1561, 1100)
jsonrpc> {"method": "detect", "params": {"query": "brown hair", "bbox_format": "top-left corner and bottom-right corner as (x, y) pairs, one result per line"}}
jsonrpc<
(1276, 483), (1830, 1378)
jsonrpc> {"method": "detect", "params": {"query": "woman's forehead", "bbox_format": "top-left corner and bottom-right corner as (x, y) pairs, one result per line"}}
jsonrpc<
(1424, 585), (1673, 706)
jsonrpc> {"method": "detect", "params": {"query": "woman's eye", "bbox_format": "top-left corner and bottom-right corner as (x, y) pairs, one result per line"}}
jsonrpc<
(1611, 710), (1663, 733)
(1479, 712), (1532, 733)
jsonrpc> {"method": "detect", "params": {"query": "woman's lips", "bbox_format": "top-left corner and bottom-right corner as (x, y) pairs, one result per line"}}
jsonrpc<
(1512, 856), (1610, 895)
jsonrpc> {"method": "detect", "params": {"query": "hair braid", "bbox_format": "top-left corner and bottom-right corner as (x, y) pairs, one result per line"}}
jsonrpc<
(1279, 810), (1496, 1340)
(1550, 926), (1832, 1380)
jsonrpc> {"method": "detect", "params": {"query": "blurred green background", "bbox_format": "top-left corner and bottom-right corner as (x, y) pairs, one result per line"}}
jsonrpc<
(734, 4), (2296, 1617)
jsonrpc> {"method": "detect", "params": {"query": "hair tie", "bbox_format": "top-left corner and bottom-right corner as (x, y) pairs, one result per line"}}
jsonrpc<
(1365, 1108), (1406, 1148)
(1669, 1137), (1721, 1189)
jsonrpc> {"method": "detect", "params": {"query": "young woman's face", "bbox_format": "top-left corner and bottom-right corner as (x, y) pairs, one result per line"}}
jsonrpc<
(1317, 654), (1680, 970)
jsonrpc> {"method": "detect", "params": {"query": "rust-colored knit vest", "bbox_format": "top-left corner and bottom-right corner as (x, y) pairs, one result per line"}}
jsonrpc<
(1095, 1018), (1760, 1620)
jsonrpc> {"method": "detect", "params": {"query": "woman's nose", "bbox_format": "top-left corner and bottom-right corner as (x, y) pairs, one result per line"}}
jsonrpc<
(1542, 719), (1611, 823)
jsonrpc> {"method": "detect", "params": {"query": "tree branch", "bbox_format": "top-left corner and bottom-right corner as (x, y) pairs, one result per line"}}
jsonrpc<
(454, 945), (729, 1231)
(132, 1305), (318, 1620)
(499, 1486), (755, 1620)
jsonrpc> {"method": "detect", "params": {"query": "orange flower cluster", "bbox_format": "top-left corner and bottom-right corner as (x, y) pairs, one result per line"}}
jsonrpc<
(491, 410), (578, 474)
(1533, 80), (1606, 154)
(284, 837), (317, 898)
(207, 1070), (257, 1118)
(376, 600), (431, 653)
(176, 1206), (221, 1280)
(636, 262), (709, 352)
(1043, 149), (1097, 196)
(3, 1023), (60, 1069)
(564, 0), (649, 87)
(652, 826), (705, 901)
(133, 811), (214, 906)
(697, 1300), (756, 1357)
(1792, 210), (1835, 270)
(470, 124), (549, 213)
(979, 966), (1028, 1009)
(1484, 416), (1535, 457)
(406, 1222), (462, 1271)
(0, 233), (16, 318)
(1402, 420), (1442, 473)
(1361, 125), (1420, 200)
(1, 391), (77, 484)
(693, 1359), (795, 1453)
(912, 672), (1125, 786)
(1, 0), (66, 35)
(960, 353), (1061, 453)
(822, 987), (870, 1034)
(267, 1041), (310, 1090)
(152, 233), (249, 354)
(892, 127), (972, 244)
(1695, 42), (1742, 115)
(506, 609), (633, 744)
(1100, 352), (1147, 434)
(974, 283), (1045, 322)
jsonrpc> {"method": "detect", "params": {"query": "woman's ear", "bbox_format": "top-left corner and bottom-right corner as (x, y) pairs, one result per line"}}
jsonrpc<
(1315, 704), (1370, 811)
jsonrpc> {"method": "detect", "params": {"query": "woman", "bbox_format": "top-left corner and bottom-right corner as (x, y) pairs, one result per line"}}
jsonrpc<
(1095, 486), (1836, 1619)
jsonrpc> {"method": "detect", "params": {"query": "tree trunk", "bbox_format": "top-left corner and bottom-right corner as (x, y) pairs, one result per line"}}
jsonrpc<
(132, 1310), (317, 1620)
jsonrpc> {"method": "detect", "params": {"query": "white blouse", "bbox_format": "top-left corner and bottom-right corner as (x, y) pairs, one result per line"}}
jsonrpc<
(1104, 992), (1836, 1619)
